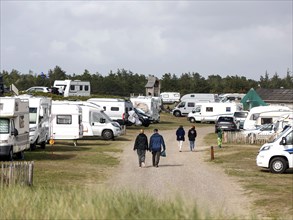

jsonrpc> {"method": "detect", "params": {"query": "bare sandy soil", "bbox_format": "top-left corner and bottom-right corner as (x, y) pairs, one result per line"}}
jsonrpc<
(106, 126), (254, 219)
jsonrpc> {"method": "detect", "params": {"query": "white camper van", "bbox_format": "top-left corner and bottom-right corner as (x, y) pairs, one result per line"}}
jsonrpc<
(172, 99), (197, 117)
(130, 96), (160, 122)
(255, 111), (292, 128)
(160, 92), (180, 104)
(180, 93), (219, 102)
(50, 102), (83, 141)
(87, 98), (133, 125)
(219, 93), (245, 102)
(20, 96), (52, 150)
(243, 106), (291, 130)
(56, 101), (122, 140)
(0, 97), (30, 160)
(53, 80), (91, 97)
(256, 125), (293, 173)
(187, 102), (243, 123)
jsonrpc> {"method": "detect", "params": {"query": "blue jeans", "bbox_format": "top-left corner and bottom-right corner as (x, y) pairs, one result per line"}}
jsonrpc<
(189, 141), (195, 151)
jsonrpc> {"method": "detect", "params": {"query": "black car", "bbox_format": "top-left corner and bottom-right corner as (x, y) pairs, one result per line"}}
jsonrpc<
(215, 116), (238, 133)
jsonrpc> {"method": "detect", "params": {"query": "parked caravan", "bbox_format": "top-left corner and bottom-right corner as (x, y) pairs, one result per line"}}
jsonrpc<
(180, 93), (219, 102)
(187, 102), (243, 123)
(87, 98), (133, 125)
(50, 102), (83, 141)
(130, 96), (160, 122)
(53, 80), (91, 97)
(256, 125), (293, 173)
(219, 93), (245, 102)
(26, 96), (52, 150)
(243, 106), (291, 130)
(0, 97), (30, 160)
(56, 101), (122, 140)
(255, 111), (293, 128)
(160, 92), (180, 104)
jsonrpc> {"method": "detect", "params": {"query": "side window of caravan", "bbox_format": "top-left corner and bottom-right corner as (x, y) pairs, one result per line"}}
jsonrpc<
(206, 107), (213, 112)
(226, 107), (231, 112)
(188, 103), (195, 108)
(111, 107), (119, 111)
(80, 85), (83, 91)
(85, 85), (89, 91)
(57, 115), (72, 124)
(70, 85), (76, 91)
(19, 115), (25, 128)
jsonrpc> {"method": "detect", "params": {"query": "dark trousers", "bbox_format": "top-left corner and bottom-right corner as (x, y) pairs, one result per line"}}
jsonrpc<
(137, 149), (146, 167)
(152, 151), (161, 167)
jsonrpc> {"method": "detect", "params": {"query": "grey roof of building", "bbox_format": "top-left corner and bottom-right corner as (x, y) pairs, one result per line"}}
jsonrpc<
(256, 88), (293, 103)
(145, 76), (158, 88)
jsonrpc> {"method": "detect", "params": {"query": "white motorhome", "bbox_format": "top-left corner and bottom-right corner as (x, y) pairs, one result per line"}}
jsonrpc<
(243, 106), (291, 130)
(18, 95), (52, 150)
(187, 102), (243, 123)
(0, 97), (30, 160)
(255, 111), (293, 128)
(130, 96), (160, 122)
(56, 101), (122, 140)
(160, 92), (180, 104)
(180, 93), (219, 102)
(256, 125), (293, 173)
(219, 93), (245, 102)
(50, 102), (83, 141)
(172, 99), (198, 117)
(53, 80), (91, 97)
(87, 98), (133, 125)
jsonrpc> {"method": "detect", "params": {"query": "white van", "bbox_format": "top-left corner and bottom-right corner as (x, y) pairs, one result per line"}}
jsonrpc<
(256, 125), (293, 173)
(87, 98), (133, 125)
(0, 97), (30, 160)
(243, 106), (291, 130)
(255, 111), (292, 128)
(180, 93), (219, 102)
(57, 101), (122, 140)
(130, 96), (160, 122)
(172, 99), (197, 117)
(53, 80), (91, 97)
(50, 102), (83, 141)
(25, 96), (52, 150)
(160, 92), (180, 104)
(187, 102), (243, 123)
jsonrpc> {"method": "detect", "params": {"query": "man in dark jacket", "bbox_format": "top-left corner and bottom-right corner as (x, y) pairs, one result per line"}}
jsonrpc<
(134, 129), (148, 167)
(149, 128), (166, 168)
(188, 125), (197, 151)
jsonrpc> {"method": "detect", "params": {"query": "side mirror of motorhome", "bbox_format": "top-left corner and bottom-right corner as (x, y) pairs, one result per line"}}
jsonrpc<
(12, 128), (19, 136)
(100, 118), (106, 124)
(281, 137), (287, 145)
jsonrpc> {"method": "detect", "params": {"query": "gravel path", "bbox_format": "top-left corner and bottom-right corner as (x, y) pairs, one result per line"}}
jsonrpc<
(106, 126), (253, 218)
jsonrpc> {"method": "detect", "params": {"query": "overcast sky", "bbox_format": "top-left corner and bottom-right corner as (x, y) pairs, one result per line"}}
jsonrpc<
(1, 1), (292, 80)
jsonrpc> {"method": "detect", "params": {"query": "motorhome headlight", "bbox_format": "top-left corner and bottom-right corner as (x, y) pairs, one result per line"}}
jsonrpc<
(260, 145), (272, 152)
(29, 126), (37, 132)
(111, 122), (120, 128)
(0, 140), (8, 144)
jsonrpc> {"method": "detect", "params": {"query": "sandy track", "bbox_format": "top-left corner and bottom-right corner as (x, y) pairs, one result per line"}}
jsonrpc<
(105, 126), (252, 218)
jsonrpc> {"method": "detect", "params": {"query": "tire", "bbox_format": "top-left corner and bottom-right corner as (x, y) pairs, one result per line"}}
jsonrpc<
(40, 141), (46, 149)
(189, 117), (196, 123)
(269, 157), (288, 174)
(102, 130), (114, 140)
(173, 111), (181, 117)
(16, 151), (24, 160)
(30, 141), (37, 151)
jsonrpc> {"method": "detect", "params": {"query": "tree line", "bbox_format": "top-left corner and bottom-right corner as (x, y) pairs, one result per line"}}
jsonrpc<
(1, 66), (292, 97)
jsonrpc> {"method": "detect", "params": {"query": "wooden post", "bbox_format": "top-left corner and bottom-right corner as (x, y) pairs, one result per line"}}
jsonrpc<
(211, 146), (214, 160)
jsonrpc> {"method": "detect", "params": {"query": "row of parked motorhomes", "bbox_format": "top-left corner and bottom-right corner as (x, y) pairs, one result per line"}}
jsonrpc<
(0, 95), (162, 160)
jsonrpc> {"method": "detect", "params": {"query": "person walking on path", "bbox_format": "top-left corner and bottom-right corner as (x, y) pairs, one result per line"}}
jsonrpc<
(188, 125), (197, 151)
(217, 127), (223, 148)
(133, 129), (149, 168)
(176, 125), (185, 152)
(149, 128), (166, 168)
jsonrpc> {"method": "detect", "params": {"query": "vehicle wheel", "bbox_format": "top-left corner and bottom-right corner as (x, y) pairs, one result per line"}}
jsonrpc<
(269, 157), (288, 173)
(30, 141), (37, 151)
(40, 141), (46, 149)
(142, 120), (150, 127)
(16, 151), (24, 160)
(102, 130), (114, 140)
(173, 111), (181, 117)
(189, 117), (196, 123)
(7, 148), (13, 161)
